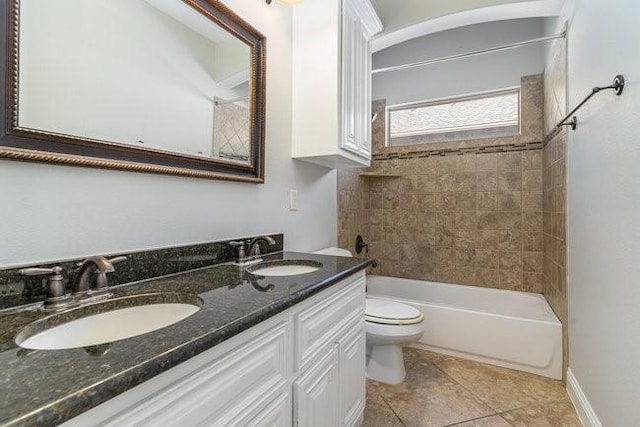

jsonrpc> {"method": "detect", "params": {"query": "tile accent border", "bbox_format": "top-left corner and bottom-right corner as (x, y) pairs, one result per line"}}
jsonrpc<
(567, 368), (602, 427)
(372, 141), (543, 161)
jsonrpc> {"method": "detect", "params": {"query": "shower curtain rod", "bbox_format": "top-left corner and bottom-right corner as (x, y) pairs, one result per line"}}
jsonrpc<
(372, 31), (566, 75)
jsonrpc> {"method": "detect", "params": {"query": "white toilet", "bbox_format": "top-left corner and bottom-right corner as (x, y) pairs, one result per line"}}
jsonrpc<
(313, 247), (426, 384)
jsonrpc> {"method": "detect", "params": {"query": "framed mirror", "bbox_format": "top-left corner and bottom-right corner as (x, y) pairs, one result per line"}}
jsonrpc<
(0, 0), (266, 182)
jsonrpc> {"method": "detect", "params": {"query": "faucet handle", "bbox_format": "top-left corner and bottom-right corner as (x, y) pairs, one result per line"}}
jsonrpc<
(19, 266), (70, 311)
(19, 266), (63, 276)
(108, 256), (128, 265)
(230, 241), (247, 260)
(92, 256), (127, 297)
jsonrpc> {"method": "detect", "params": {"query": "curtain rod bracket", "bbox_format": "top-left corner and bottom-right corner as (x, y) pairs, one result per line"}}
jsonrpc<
(556, 75), (624, 131)
(612, 74), (625, 95)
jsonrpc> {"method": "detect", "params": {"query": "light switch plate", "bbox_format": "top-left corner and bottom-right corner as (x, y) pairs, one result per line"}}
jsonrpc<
(289, 189), (298, 211)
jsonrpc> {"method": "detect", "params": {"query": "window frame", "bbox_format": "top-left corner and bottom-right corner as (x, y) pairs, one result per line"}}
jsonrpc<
(385, 87), (521, 147)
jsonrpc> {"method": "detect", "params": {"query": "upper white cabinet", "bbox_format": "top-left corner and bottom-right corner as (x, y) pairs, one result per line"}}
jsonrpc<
(292, 0), (382, 169)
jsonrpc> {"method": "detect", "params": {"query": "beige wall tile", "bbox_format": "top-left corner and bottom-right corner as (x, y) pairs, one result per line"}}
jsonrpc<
(500, 251), (523, 269)
(455, 266), (477, 286)
(456, 192), (477, 211)
(524, 272), (543, 293)
(456, 155), (478, 173)
(523, 231), (543, 251)
(437, 174), (457, 192)
(498, 152), (522, 171)
(435, 156), (457, 175)
(455, 230), (476, 248)
(477, 153), (498, 171)
(523, 251), (543, 273)
(498, 171), (522, 191)
(476, 249), (500, 269)
(477, 192), (498, 210)
(498, 191), (522, 211)
(436, 265), (456, 283)
(523, 170), (543, 192)
(499, 268), (523, 289)
(523, 191), (543, 212)
(522, 150), (543, 170)
(523, 211), (543, 231)
(456, 248), (477, 266)
(339, 82), (545, 294)
(456, 173), (477, 192)
(477, 172), (498, 191)
(419, 193), (437, 212)
(477, 268), (500, 287)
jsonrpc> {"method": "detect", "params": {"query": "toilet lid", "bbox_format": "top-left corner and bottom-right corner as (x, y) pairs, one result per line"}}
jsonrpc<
(365, 298), (424, 325)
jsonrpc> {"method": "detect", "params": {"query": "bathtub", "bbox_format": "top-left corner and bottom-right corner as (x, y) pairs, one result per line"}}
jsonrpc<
(366, 275), (562, 379)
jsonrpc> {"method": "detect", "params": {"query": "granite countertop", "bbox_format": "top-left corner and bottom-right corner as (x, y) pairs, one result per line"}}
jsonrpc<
(0, 251), (370, 426)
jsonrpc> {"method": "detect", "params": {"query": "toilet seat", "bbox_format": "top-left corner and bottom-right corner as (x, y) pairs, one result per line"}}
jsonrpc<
(365, 298), (424, 325)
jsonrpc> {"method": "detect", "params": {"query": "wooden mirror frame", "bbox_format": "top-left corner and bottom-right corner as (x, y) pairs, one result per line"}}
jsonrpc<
(0, 0), (266, 182)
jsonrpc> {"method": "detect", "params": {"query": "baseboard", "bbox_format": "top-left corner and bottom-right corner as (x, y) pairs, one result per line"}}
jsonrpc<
(566, 368), (602, 427)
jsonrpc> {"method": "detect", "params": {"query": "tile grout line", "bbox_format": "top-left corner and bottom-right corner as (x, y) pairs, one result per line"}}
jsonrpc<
(492, 395), (577, 418)
(376, 389), (408, 427)
(427, 353), (571, 416)
(427, 358), (502, 417)
(442, 413), (516, 427)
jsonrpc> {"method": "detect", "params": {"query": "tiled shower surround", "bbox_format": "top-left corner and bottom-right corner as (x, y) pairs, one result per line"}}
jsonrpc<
(338, 75), (545, 293)
(339, 150), (544, 292)
(542, 31), (568, 377)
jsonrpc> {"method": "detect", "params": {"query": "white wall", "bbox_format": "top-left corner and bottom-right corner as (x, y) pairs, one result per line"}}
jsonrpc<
(372, 18), (547, 105)
(564, 0), (640, 425)
(0, 0), (338, 268)
(371, 0), (536, 36)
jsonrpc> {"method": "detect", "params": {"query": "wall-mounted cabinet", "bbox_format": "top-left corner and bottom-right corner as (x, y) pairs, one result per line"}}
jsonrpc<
(292, 0), (382, 169)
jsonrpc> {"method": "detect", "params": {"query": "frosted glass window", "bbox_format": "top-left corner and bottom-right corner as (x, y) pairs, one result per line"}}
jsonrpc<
(387, 89), (520, 146)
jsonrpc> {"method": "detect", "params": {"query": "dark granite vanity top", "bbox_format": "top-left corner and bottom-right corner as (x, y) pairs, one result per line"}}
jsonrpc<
(0, 251), (370, 426)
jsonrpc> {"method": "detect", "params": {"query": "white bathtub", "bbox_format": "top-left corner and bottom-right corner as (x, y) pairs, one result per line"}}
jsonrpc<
(366, 275), (562, 379)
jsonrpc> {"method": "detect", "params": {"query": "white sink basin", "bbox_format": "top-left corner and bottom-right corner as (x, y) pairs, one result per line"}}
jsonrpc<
(247, 260), (322, 277)
(15, 293), (202, 350)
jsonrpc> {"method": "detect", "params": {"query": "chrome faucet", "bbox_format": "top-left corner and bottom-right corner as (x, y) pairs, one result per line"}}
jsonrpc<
(73, 256), (127, 300)
(230, 236), (276, 266)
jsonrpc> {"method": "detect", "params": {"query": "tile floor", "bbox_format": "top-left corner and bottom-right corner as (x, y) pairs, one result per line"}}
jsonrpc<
(363, 348), (581, 427)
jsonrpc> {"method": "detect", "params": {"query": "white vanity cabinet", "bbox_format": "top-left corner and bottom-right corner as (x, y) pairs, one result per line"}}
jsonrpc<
(291, 0), (382, 169)
(63, 271), (366, 427)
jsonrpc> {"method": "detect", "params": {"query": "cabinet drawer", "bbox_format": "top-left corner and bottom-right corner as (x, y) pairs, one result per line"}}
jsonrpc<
(99, 321), (288, 427)
(293, 273), (365, 372)
(234, 389), (291, 427)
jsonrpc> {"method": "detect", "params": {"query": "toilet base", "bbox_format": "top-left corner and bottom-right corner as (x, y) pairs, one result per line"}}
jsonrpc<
(366, 344), (406, 384)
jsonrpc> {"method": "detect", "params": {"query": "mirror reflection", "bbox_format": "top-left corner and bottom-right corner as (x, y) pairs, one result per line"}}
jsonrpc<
(18, 0), (252, 164)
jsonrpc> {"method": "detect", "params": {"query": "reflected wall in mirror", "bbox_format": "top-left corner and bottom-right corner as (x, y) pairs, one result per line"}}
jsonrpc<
(1, 0), (266, 182)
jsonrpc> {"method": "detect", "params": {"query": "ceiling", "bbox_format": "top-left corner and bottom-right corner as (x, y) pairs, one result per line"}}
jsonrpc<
(371, 0), (563, 52)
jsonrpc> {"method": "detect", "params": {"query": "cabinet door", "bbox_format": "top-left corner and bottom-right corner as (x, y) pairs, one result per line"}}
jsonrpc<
(341, 0), (359, 154)
(341, 0), (372, 160)
(293, 273), (365, 372)
(340, 322), (366, 427)
(293, 345), (340, 427)
(358, 32), (372, 158)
